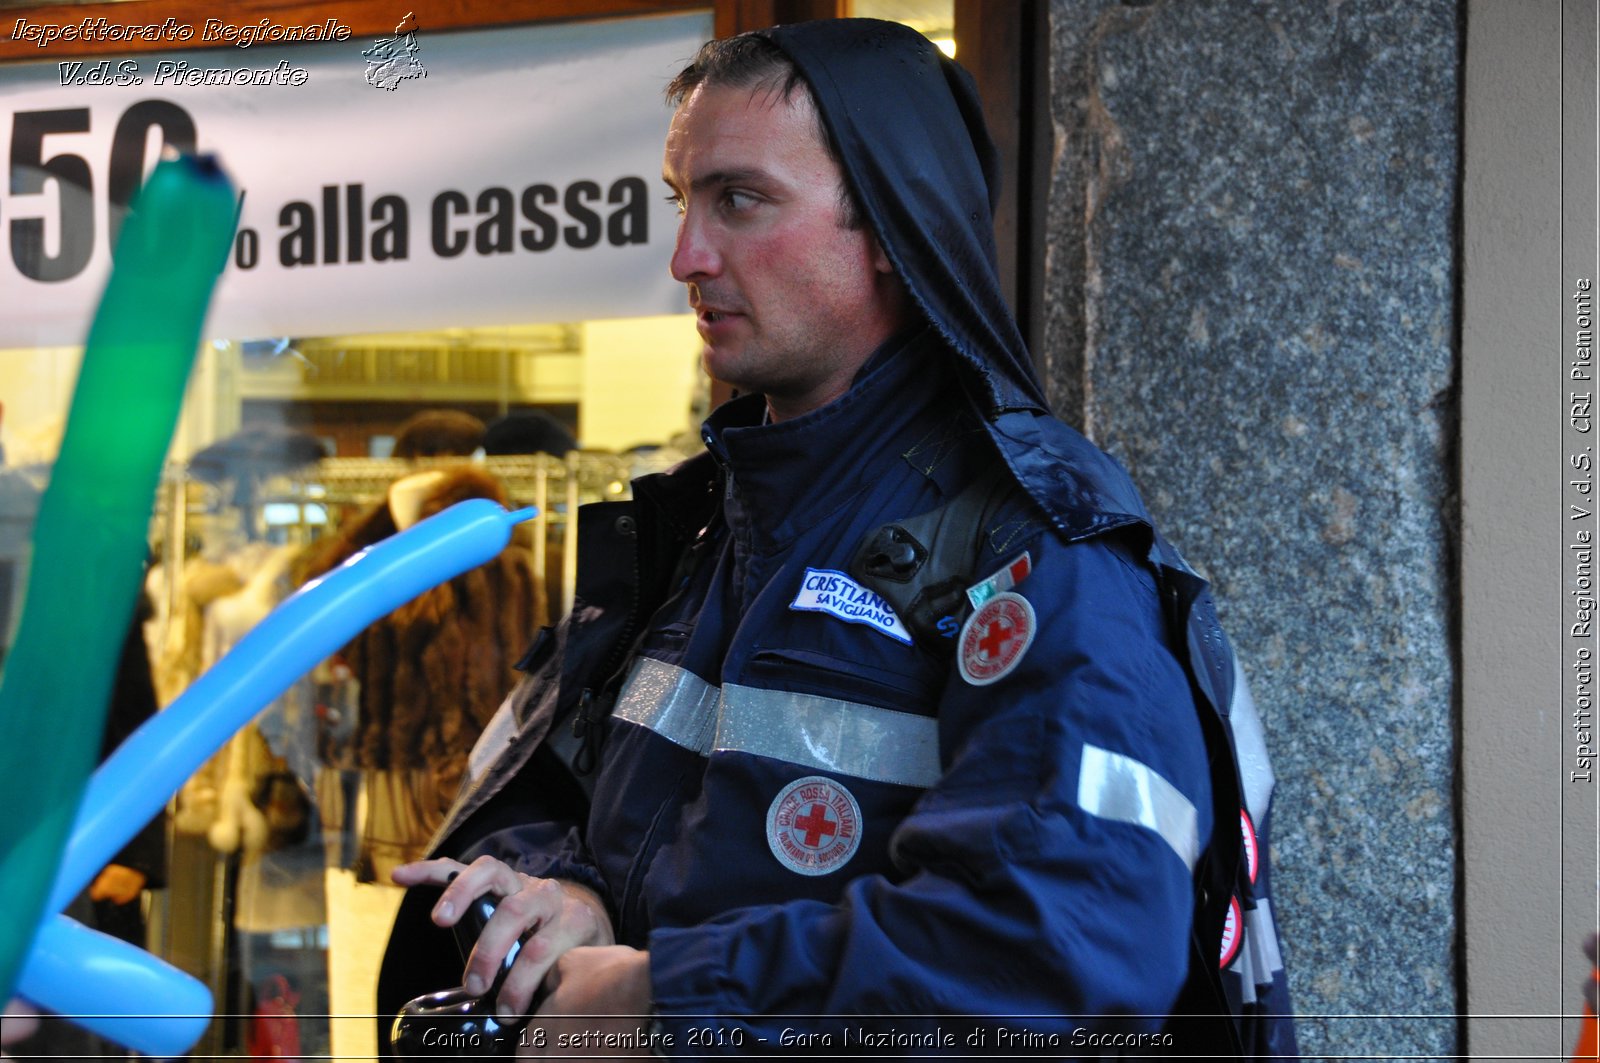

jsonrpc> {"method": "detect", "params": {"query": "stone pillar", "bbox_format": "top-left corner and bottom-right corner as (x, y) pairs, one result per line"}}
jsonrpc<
(1040, 1), (1461, 1056)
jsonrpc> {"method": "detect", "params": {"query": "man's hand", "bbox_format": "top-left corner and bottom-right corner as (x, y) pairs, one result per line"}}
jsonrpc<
(89, 864), (147, 905)
(392, 856), (614, 1021)
(518, 946), (652, 1058)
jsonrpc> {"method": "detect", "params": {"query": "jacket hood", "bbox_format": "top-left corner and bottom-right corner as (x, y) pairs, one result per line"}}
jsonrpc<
(762, 18), (1166, 545)
(759, 18), (1047, 416)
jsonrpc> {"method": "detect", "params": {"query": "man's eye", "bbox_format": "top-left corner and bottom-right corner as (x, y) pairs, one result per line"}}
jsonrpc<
(722, 190), (757, 212)
(664, 195), (685, 217)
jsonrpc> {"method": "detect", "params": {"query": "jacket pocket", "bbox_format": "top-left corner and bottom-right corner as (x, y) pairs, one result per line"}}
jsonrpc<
(743, 647), (941, 716)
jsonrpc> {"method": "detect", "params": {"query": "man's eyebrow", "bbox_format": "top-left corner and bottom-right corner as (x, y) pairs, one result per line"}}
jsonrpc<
(661, 169), (772, 194)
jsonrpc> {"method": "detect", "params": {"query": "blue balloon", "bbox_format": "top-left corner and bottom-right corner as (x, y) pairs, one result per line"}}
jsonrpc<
(18, 914), (211, 1056)
(15, 498), (535, 1056)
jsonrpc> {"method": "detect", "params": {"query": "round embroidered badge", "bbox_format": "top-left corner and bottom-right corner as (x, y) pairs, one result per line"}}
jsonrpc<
(767, 776), (862, 877)
(1219, 894), (1243, 969)
(957, 591), (1037, 686)
(1240, 809), (1259, 885)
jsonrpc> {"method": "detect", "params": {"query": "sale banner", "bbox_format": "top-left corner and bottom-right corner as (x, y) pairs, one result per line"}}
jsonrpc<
(0, 11), (712, 347)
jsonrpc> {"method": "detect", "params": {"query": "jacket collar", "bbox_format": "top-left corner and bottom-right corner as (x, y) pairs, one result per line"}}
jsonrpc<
(700, 328), (956, 552)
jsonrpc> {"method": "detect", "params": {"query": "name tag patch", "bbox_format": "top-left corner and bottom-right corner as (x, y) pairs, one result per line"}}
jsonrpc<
(790, 568), (912, 645)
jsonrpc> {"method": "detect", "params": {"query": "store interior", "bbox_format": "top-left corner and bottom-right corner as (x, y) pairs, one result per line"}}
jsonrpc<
(0, 314), (707, 1058)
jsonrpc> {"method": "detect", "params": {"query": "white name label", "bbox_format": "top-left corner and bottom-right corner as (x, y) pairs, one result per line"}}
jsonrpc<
(789, 568), (912, 645)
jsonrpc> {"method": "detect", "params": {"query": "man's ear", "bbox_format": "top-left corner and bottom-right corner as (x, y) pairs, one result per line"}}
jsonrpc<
(871, 236), (894, 275)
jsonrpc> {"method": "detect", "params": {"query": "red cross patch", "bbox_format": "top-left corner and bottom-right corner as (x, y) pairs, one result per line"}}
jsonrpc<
(957, 591), (1036, 686)
(1240, 809), (1259, 885)
(766, 776), (862, 876)
(1219, 894), (1243, 969)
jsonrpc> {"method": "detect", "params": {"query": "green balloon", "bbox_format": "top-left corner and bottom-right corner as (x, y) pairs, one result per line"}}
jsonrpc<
(0, 154), (237, 1001)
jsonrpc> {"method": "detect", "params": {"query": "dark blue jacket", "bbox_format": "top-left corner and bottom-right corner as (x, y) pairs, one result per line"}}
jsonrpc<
(379, 336), (1293, 1058)
(379, 18), (1295, 1058)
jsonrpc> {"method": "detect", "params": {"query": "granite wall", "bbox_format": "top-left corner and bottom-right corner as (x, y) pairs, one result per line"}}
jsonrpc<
(1040, 0), (1461, 1056)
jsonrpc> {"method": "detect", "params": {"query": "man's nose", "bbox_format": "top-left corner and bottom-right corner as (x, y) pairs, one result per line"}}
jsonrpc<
(669, 214), (719, 283)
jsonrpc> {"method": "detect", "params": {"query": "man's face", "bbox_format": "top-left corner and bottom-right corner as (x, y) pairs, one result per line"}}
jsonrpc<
(662, 81), (904, 421)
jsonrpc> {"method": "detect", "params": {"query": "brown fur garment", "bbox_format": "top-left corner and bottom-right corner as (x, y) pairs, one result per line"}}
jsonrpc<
(306, 467), (541, 793)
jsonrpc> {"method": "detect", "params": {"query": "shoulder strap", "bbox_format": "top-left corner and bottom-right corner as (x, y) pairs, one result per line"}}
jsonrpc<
(848, 475), (1021, 652)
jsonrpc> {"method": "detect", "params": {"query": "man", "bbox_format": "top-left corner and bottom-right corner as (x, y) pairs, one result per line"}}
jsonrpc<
(380, 19), (1296, 1058)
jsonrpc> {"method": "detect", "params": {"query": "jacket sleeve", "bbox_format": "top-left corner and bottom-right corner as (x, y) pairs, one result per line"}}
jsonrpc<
(432, 607), (618, 900)
(451, 680), (611, 907)
(377, 631), (611, 1043)
(647, 530), (1214, 1048)
(460, 817), (610, 906)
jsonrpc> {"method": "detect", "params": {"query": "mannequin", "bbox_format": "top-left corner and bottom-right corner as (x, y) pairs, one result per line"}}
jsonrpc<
(386, 470), (449, 533)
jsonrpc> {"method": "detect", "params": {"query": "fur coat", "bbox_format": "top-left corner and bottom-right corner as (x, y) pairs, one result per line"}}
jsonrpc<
(304, 467), (542, 802)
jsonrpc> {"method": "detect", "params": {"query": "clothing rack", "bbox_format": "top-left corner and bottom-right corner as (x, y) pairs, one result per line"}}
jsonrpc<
(152, 448), (692, 631)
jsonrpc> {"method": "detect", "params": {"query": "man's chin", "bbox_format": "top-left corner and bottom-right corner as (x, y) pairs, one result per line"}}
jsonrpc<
(701, 346), (750, 388)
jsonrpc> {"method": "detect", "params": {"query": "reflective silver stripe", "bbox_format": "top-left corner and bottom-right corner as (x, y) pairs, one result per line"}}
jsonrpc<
(1229, 898), (1286, 1004)
(1076, 744), (1200, 871)
(608, 658), (941, 788)
(1228, 656), (1276, 821)
(612, 657), (720, 755)
(717, 684), (941, 788)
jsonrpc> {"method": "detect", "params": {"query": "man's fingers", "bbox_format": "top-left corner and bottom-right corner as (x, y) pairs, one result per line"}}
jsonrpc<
(492, 886), (600, 1018)
(460, 878), (563, 997)
(432, 855), (527, 926)
(494, 912), (593, 1019)
(465, 907), (532, 996)
(390, 857), (465, 888)
(391, 856), (615, 1018)
(494, 929), (561, 1019)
